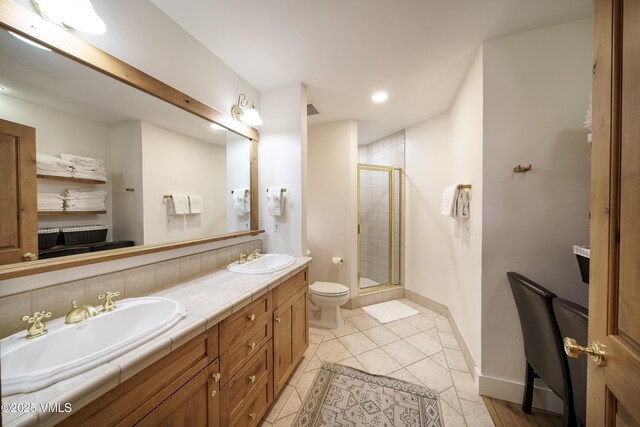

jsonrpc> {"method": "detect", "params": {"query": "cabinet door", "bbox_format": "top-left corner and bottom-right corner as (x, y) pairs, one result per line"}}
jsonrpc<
(273, 301), (293, 396)
(0, 118), (37, 265)
(137, 360), (220, 427)
(291, 289), (309, 366)
(273, 288), (309, 396)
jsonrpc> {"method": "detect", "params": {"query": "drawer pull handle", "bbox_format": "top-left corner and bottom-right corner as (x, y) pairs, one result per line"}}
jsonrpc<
(211, 372), (221, 382)
(249, 342), (256, 350)
(248, 313), (256, 322)
(248, 375), (256, 383)
(249, 412), (256, 420)
(274, 316), (281, 323)
(211, 390), (217, 398)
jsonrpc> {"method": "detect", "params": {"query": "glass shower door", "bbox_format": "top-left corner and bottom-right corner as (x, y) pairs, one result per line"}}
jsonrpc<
(357, 164), (402, 292)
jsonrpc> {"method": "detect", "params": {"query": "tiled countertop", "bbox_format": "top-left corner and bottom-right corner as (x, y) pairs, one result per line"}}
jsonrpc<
(2, 257), (312, 427)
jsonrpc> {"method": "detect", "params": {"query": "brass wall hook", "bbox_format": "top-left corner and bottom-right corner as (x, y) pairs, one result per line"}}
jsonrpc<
(513, 164), (532, 173)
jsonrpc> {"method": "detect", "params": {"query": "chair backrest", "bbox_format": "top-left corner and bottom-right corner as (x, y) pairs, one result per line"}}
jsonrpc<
(553, 298), (588, 426)
(507, 272), (572, 404)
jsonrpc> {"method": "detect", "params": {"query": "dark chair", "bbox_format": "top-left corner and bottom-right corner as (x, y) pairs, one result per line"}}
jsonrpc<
(553, 298), (588, 427)
(507, 272), (576, 427)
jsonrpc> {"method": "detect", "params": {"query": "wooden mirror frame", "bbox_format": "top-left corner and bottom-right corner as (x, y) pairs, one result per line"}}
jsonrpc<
(0, 1), (262, 280)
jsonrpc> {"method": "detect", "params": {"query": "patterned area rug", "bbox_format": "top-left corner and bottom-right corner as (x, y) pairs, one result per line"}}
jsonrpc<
(292, 363), (442, 427)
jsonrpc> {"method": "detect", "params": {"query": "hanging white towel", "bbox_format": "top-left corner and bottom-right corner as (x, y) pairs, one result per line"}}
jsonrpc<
(188, 195), (204, 214)
(267, 187), (284, 216)
(455, 188), (470, 219)
(232, 189), (249, 216)
(170, 194), (190, 215)
(441, 185), (459, 217)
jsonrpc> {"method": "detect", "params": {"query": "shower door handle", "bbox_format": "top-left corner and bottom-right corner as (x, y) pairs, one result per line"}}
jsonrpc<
(358, 224), (360, 234)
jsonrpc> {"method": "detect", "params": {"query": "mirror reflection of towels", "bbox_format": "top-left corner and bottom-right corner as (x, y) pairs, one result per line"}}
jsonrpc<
(232, 189), (250, 215)
(267, 187), (284, 216)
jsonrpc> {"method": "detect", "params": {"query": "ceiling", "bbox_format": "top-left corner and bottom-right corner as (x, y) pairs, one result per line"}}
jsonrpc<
(151, 0), (592, 144)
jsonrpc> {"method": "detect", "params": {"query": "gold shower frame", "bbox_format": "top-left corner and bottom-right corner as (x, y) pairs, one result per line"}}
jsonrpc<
(357, 164), (403, 294)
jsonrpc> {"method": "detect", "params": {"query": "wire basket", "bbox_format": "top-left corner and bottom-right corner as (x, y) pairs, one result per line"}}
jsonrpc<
(38, 228), (60, 250)
(60, 225), (108, 246)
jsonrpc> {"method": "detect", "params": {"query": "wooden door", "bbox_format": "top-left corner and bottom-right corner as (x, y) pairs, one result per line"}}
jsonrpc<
(273, 299), (293, 396)
(0, 118), (37, 264)
(589, 0), (640, 424)
(291, 289), (309, 366)
(273, 288), (309, 396)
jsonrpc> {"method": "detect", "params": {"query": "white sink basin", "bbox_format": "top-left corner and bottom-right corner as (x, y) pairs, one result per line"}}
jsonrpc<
(1, 297), (186, 396)
(227, 253), (295, 274)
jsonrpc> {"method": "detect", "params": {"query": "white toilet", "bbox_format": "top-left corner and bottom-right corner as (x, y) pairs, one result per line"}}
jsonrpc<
(308, 281), (350, 329)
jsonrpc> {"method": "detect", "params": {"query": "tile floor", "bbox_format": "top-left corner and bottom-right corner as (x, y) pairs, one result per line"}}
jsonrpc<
(260, 298), (494, 427)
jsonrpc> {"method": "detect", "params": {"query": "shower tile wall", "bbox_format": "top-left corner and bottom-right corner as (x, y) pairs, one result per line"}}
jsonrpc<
(359, 131), (404, 286)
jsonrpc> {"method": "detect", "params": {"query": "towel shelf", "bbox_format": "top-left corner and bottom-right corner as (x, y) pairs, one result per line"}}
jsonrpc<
(37, 174), (106, 185)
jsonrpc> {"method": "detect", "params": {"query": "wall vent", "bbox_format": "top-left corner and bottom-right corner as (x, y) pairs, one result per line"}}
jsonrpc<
(307, 102), (320, 116)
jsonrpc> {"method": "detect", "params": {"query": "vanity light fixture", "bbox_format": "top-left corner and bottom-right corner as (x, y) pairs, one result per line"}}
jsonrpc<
(9, 31), (52, 51)
(210, 123), (224, 131)
(372, 91), (389, 103)
(31, 0), (107, 35)
(231, 93), (263, 127)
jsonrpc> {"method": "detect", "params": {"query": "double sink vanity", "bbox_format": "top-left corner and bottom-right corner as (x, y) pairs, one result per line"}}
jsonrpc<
(2, 253), (310, 427)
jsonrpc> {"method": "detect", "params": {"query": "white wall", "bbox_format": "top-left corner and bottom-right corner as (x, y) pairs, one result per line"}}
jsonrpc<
(307, 120), (358, 291)
(0, 94), (114, 238)
(259, 84), (307, 256)
(405, 46), (484, 367)
(480, 19), (591, 402)
(141, 121), (227, 244)
(109, 121), (143, 244)
(226, 134), (252, 232)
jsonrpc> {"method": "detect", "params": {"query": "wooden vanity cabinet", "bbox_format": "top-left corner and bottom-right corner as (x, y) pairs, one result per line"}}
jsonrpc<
(58, 325), (219, 427)
(55, 267), (309, 427)
(273, 269), (309, 396)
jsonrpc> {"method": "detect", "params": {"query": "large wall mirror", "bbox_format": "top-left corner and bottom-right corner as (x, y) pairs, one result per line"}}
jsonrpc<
(0, 6), (260, 278)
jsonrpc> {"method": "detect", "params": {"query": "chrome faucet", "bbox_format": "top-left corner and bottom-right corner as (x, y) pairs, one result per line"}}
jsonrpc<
(65, 300), (99, 324)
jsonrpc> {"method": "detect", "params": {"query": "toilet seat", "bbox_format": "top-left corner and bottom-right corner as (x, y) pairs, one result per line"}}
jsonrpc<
(310, 281), (349, 297)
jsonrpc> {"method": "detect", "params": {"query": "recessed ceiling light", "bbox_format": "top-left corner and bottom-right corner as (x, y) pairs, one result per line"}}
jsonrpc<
(372, 91), (388, 103)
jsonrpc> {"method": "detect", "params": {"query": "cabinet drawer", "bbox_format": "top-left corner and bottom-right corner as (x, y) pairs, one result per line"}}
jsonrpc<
(220, 292), (272, 353)
(273, 268), (308, 308)
(221, 340), (273, 426)
(59, 326), (218, 427)
(220, 317), (272, 384)
(228, 375), (272, 427)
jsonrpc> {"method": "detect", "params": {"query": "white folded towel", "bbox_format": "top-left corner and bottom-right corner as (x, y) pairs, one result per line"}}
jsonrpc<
(441, 185), (458, 217)
(188, 195), (204, 214)
(267, 187), (284, 216)
(232, 189), (250, 216)
(37, 154), (73, 167)
(455, 188), (470, 219)
(170, 194), (190, 215)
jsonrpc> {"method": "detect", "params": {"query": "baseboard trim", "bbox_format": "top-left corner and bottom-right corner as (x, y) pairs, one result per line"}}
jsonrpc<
(477, 372), (563, 414)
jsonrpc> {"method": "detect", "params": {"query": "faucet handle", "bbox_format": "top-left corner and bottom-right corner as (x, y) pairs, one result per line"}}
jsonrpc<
(21, 310), (52, 339)
(98, 291), (121, 312)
